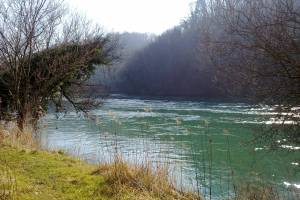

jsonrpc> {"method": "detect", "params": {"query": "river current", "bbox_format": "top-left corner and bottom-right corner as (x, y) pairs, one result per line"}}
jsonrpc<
(40, 95), (300, 199)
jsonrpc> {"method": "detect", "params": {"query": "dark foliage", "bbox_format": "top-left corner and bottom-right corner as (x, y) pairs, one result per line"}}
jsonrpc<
(116, 24), (223, 98)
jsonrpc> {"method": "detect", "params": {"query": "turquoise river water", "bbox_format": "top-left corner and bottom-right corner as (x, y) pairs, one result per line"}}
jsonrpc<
(40, 95), (300, 199)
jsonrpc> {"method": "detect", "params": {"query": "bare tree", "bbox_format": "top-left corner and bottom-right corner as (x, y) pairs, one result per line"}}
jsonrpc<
(0, 0), (117, 130)
(199, 0), (300, 146)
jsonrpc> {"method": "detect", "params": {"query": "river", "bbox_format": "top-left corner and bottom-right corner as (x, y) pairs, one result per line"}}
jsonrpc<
(40, 95), (300, 199)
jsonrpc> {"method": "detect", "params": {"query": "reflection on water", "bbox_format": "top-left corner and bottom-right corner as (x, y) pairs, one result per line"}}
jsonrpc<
(40, 96), (300, 199)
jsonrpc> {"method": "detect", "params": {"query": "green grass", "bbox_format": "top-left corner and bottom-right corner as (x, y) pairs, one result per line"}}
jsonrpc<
(0, 126), (200, 200)
(0, 126), (289, 200)
(0, 127), (288, 200)
(0, 144), (200, 200)
(0, 145), (107, 200)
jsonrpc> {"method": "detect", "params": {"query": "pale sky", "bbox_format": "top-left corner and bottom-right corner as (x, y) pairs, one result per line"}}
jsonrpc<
(66, 0), (195, 34)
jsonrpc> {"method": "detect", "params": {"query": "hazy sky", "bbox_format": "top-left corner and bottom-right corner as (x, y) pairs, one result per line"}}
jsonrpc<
(66, 0), (195, 34)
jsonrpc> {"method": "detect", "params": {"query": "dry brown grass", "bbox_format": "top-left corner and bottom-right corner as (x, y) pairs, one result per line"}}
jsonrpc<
(0, 123), (38, 150)
(93, 156), (202, 200)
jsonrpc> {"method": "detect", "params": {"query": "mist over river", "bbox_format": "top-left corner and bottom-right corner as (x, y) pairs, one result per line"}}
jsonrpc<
(40, 95), (300, 199)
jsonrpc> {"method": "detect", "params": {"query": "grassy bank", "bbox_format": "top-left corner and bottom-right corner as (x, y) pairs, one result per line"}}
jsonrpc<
(0, 145), (106, 200)
(0, 127), (200, 200)
(1, 125), (289, 200)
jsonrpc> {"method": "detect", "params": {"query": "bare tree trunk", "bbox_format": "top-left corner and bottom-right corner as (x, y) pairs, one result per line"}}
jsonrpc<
(17, 112), (25, 133)
(17, 103), (31, 133)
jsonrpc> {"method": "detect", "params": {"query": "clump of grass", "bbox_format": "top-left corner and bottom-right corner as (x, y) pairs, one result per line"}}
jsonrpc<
(93, 156), (201, 200)
(234, 183), (280, 200)
(0, 163), (17, 200)
(0, 124), (38, 150)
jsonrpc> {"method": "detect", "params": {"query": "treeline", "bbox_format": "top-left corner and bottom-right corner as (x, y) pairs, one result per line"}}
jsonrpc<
(114, 8), (223, 97)
(115, 0), (300, 106)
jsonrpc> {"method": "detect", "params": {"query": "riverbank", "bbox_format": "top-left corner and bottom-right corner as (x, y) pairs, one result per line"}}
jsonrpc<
(0, 121), (294, 200)
(0, 127), (200, 200)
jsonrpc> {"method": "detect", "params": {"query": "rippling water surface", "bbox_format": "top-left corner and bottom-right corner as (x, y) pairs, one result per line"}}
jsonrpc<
(40, 95), (300, 199)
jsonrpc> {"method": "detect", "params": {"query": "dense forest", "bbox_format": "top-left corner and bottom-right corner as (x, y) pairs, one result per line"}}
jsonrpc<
(115, 26), (221, 97)
(107, 1), (251, 98)
(104, 0), (300, 110)
(112, 8), (221, 97)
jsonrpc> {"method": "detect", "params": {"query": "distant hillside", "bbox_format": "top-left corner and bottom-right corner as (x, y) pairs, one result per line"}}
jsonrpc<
(113, 18), (224, 98)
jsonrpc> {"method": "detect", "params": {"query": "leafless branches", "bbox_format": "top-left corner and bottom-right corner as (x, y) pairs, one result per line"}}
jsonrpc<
(197, 0), (300, 145)
(0, 0), (117, 130)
